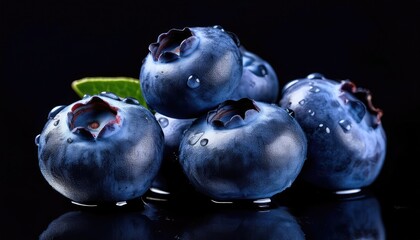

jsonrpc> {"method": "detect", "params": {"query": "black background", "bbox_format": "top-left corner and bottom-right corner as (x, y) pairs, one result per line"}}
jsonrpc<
(2, 0), (419, 239)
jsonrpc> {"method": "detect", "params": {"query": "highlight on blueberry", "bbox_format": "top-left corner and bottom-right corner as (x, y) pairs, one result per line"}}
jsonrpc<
(35, 92), (165, 205)
(139, 25), (243, 119)
(178, 98), (307, 201)
(279, 73), (386, 193)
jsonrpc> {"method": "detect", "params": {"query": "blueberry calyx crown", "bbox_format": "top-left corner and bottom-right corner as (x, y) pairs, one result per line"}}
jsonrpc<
(149, 25), (241, 63)
(68, 94), (122, 139)
(149, 27), (200, 63)
(207, 98), (260, 129)
(340, 80), (383, 127)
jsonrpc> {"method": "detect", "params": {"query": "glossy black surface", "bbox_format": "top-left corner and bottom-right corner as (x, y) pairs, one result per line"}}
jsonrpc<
(2, 0), (419, 239)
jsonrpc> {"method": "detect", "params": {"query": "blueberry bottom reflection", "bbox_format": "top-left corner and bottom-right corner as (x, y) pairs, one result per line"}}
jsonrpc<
(39, 209), (155, 239)
(180, 206), (305, 240)
(299, 190), (385, 240)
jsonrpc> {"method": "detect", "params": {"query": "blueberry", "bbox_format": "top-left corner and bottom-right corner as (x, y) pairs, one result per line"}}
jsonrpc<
(230, 46), (280, 103)
(279, 73), (386, 192)
(178, 98), (307, 201)
(35, 92), (164, 205)
(151, 112), (195, 195)
(139, 25), (243, 119)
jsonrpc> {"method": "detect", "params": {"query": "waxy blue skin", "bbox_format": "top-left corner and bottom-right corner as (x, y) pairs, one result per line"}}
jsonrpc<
(140, 25), (243, 119)
(179, 98), (307, 201)
(151, 112), (195, 194)
(35, 92), (164, 204)
(279, 73), (386, 191)
(230, 46), (280, 103)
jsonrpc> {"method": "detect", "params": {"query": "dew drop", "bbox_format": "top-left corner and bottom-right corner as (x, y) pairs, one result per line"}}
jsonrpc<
(213, 25), (224, 31)
(35, 134), (40, 146)
(187, 75), (200, 88)
(309, 86), (320, 93)
(158, 117), (169, 128)
(249, 64), (268, 77)
(307, 73), (325, 79)
(319, 123), (324, 128)
(200, 138), (208, 146)
(122, 97), (140, 105)
(325, 127), (330, 133)
(308, 109), (315, 116)
(67, 138), (73, 143)
(100, 91), (120, 100)
(48, 105), (66, 120)
(188, 132), (204, 145)
(53, 120), (60, 126)
(299, 99), (306, 105)
(339, 119), (352, 132)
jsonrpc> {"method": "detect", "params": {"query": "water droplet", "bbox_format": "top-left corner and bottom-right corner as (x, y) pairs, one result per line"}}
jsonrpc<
(307, 73), (325, 79)
(188, 132), (204, 145)
(309, 86), (320, 93)
(200, 138), (208, 146)
(325, 127), (330, 133)
(35, 134), (40, 146)
(158, 117), (169, 128)
(339, 119), (352, 132)
(249, 64), (268, 77)
(100, 92), (120, 100)
(48, 105), (66, 120)
(308, 109), (315, 116)
(299, 99), (306, 105)
(67, 138), (73, 143)
(318, 123), (324, 128)
(187, 75), (200, 88)
(213, 25), (224, 31)
(53, 120), (60, 126)
(123, 97), (140, 105)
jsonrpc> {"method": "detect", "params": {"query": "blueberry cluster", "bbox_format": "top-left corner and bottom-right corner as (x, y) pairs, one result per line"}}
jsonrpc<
(35, 25), (386, 206)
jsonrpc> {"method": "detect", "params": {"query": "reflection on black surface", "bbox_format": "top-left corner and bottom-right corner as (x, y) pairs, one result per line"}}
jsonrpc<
(39, 207), (155, 239)
(179, 206), (305, 240)
(38, 189), (386, 239)
(297, 190), (385, 240)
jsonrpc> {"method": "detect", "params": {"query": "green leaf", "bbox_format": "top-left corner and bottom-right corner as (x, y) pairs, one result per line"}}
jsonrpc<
(71, 77), (147, 108)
